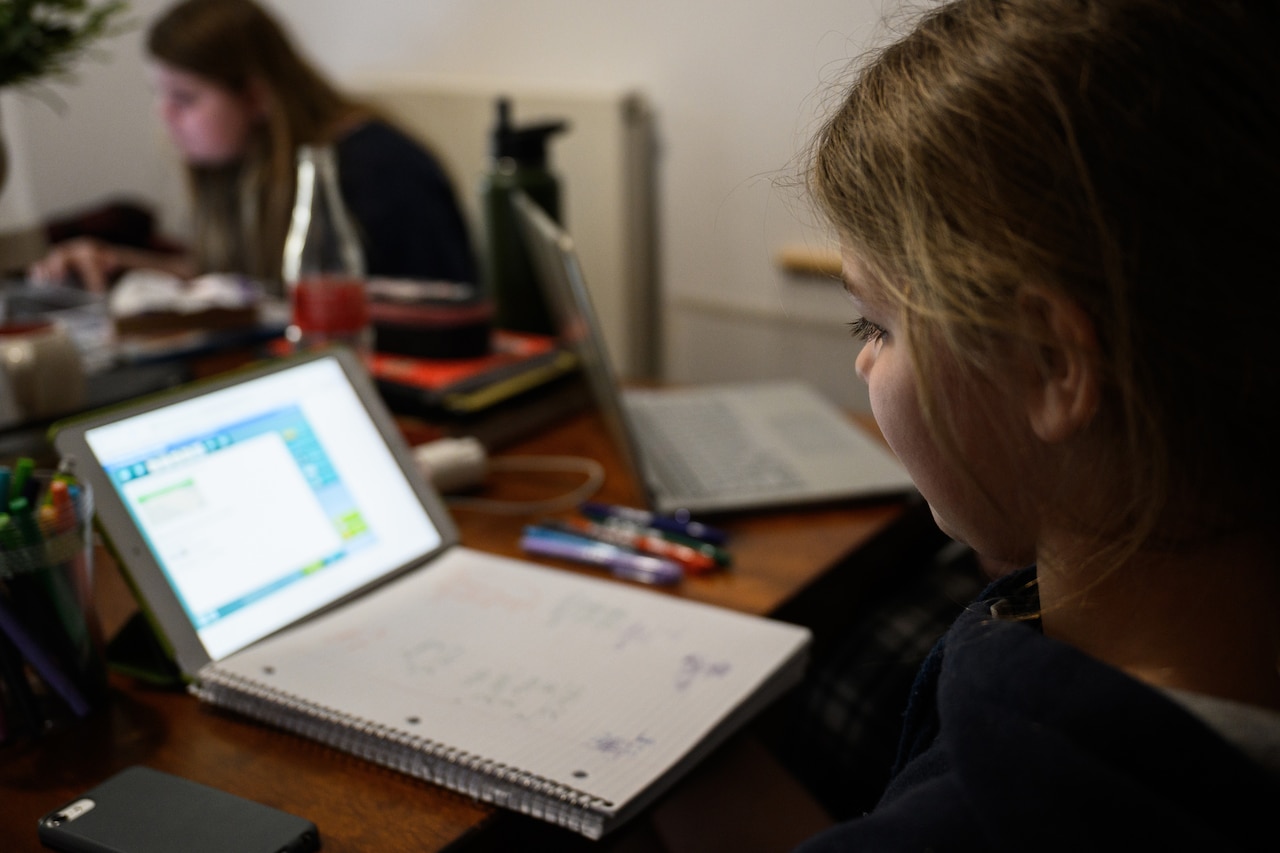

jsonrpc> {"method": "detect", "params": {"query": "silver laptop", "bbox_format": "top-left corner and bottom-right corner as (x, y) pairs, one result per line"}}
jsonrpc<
(512, 191), (917, 515)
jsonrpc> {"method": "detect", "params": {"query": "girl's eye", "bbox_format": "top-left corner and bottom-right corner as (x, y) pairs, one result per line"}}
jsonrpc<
(162, 91), (196, 110)
(847, 317), (887, 343)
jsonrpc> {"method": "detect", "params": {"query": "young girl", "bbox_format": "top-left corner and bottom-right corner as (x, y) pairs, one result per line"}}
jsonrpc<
(31, 0), (475, 293)
(793, 0), (1280, 847)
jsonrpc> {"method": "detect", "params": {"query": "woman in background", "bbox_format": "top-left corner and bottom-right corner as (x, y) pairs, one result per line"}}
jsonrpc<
(31, 0), (475, 293)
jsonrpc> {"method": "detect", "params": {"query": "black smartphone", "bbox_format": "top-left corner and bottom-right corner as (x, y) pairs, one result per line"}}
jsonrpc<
(37, 765), (320, 853)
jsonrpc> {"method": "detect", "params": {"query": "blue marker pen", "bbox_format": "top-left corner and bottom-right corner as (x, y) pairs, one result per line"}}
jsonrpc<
(579, 501), (729, 545)
(520, 526), (683, 585)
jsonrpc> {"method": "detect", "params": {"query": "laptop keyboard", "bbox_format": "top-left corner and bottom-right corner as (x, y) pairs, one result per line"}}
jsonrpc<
(628, 399), (804, 498)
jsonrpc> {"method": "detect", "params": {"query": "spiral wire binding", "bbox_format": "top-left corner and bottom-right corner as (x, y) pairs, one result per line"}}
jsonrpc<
(191, 666), (615, 838)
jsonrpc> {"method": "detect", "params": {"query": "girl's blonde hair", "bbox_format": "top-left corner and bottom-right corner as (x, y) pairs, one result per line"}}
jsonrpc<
(812, 0), (1280, 568)
(147, 0), (364, 285)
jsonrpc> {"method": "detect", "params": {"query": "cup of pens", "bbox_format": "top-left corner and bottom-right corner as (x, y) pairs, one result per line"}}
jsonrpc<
(0, 461), (105, 746)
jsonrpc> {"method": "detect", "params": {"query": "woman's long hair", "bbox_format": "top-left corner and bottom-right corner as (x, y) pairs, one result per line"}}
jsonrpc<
(147, 0), (364, 285)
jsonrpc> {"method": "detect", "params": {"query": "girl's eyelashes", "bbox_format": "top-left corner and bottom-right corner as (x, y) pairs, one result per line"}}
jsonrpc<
(847, 316), (887, 343)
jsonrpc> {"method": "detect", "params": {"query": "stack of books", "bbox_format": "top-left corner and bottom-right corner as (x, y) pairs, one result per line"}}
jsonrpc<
(368, 329), (588, 450)
(371, 329), (574, 414)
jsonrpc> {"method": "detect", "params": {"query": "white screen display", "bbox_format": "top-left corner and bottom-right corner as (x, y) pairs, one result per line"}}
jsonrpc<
(84, 356), (442, 661)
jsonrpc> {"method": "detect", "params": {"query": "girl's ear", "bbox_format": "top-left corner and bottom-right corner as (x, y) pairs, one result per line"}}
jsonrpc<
(1018, 285), (1101, 444)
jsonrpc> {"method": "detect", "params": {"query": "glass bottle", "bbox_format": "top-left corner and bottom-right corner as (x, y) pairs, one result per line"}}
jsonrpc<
(282, 144), (372, 355)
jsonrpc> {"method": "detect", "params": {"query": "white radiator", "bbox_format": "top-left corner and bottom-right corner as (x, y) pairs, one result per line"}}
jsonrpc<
(352, 76), (658, 379)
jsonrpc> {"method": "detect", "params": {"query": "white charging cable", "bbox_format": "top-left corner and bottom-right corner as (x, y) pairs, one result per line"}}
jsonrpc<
(413, 437), (606, 515)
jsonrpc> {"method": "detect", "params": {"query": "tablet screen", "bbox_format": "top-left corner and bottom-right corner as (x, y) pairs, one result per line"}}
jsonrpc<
(81, 355), (442, 663)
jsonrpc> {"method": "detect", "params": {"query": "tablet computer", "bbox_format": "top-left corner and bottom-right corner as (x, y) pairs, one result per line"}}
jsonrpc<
(51, 347), (455, 680)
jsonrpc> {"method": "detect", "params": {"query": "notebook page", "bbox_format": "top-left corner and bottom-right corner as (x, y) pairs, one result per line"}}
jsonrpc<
(200, 546), (811, 808)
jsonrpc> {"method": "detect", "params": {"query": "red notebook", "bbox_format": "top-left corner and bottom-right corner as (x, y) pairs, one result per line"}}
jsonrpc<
(368, 330), (577, 414)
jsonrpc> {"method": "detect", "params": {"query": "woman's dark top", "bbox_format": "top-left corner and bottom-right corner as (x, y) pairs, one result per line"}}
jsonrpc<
(336, 120), (477, 285)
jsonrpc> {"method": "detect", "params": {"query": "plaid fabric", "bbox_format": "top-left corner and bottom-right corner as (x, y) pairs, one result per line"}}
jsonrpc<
(771, 541), (986, 820)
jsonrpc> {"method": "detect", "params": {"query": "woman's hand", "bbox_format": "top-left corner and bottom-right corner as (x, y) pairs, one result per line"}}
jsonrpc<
(28, 237), (127, 292)
(28, 238), (196, 291)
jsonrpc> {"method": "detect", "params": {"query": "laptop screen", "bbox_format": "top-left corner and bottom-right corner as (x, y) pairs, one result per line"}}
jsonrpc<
(78, 354), (443, 663)
(511, 191), (657, 509)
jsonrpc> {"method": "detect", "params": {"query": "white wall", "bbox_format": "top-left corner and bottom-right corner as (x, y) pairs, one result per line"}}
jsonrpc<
(3, 0), (890, 412)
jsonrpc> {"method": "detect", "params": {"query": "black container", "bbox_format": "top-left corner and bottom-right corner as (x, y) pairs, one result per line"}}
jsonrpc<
(479, 97), (568, 335)
(367, 279), (493, 359)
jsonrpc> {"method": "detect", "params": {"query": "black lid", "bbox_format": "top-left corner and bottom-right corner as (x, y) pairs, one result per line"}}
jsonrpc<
(490, 97), (568, 167)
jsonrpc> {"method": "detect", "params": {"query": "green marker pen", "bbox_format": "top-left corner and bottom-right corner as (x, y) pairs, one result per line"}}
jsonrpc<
(10, 457), (34, 505)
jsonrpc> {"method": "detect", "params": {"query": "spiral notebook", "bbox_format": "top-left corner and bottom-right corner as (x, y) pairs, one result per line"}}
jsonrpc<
(50, 348), (811, 839)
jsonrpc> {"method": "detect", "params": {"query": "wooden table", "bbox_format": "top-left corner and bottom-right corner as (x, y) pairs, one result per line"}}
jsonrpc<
(0, 407), (936, 852)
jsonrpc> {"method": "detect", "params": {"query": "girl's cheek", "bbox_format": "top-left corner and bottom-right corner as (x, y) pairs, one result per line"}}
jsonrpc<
(855, 341), (876, 384)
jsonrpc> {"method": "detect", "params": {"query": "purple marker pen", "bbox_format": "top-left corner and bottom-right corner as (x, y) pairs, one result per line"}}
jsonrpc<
(520, 527), (683, 585)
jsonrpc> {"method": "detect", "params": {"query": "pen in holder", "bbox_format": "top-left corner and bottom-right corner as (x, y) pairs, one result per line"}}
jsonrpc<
(0, 467), (105, 745)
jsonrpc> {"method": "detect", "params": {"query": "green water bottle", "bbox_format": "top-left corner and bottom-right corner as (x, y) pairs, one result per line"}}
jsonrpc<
(480, 97), (567, 334)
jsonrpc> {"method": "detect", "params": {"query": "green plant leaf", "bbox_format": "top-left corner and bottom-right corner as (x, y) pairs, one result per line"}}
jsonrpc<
(0, 0), (130, 90)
